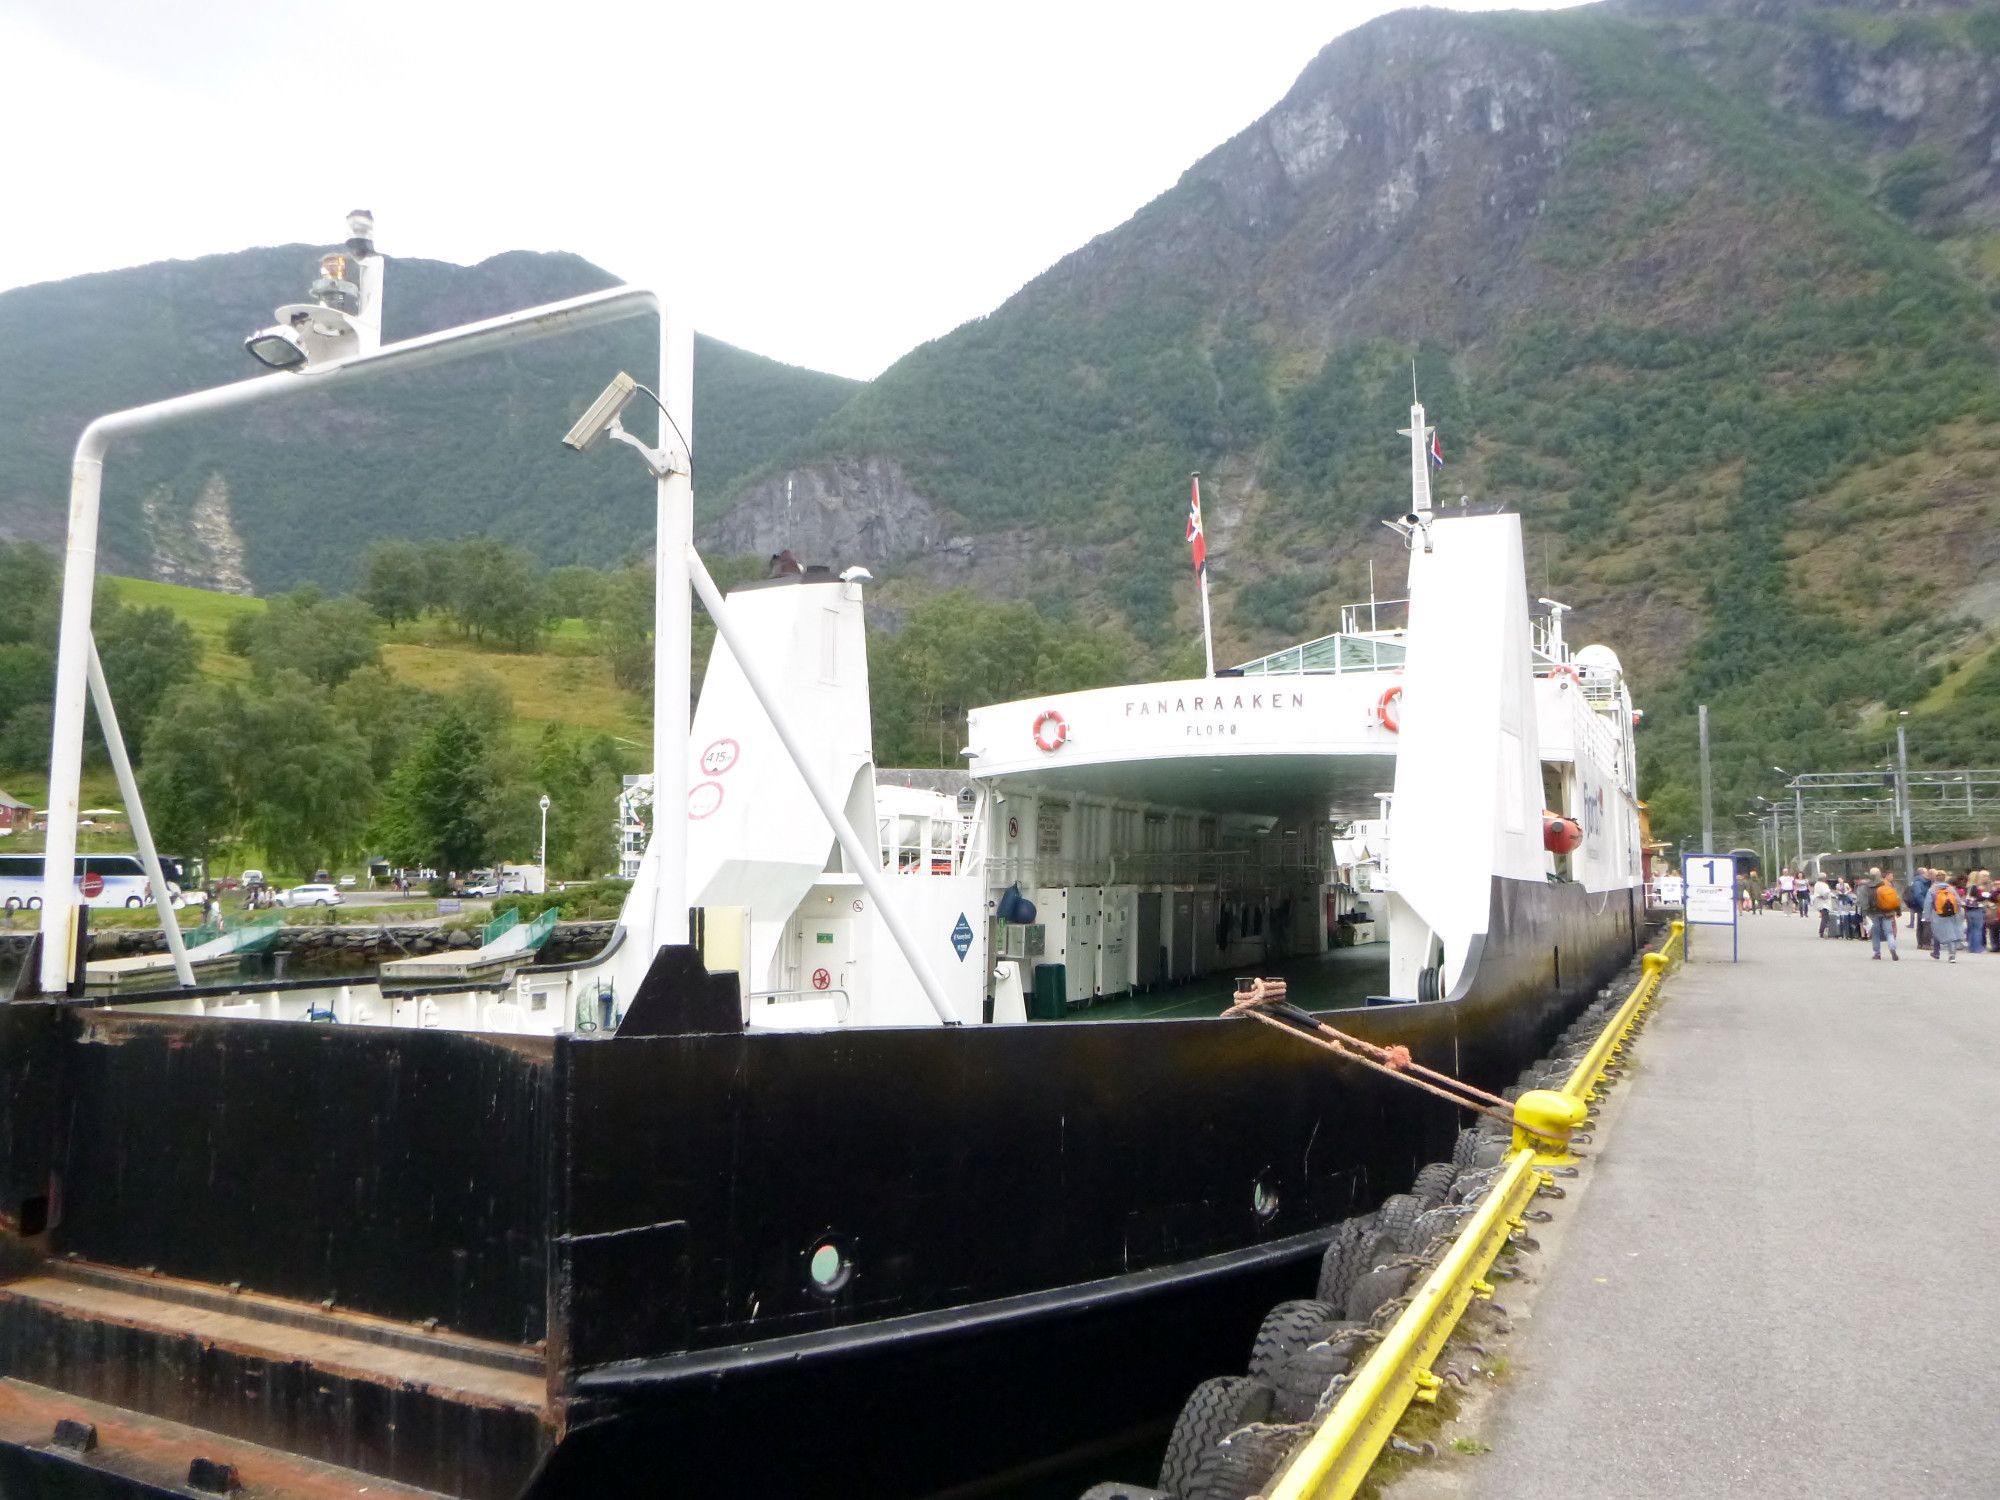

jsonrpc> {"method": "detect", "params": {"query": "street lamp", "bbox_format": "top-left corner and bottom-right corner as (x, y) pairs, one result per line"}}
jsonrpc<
(539, 794), (551, 879)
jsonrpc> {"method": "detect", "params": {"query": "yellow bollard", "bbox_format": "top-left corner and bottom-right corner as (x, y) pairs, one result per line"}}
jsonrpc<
(1511, 1088), (1589, 1159)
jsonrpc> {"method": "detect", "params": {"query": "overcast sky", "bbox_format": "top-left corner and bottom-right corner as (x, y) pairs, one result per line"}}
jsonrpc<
(1, 0), (1586, 380)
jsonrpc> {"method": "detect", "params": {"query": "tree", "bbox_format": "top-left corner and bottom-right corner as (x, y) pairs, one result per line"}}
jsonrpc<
(590, 566), (654, 691)
(530, 725), (628, 879)
(94, 598), (200, 760)
(139, 682), (245, 859)
(374, 710), (494, 874)
(231, 584), (381, 687)
(359, 539), (431, 626)
(235, 671), (375, 873)
(444, 536), (546, 651)
(330, 665), (438, 779)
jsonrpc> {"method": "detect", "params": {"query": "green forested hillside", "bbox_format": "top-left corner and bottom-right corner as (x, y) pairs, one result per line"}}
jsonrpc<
(0, 248), (857, 591)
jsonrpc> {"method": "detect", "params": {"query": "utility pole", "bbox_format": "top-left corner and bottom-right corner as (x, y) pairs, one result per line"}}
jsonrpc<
(1699, 705), (1714, 852)
(1794, 785), (1805, 872)
(1896, 720), (1916, 885)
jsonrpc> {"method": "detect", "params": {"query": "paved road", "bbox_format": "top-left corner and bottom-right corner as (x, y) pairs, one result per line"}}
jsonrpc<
(1465, 908), (2000, 1499)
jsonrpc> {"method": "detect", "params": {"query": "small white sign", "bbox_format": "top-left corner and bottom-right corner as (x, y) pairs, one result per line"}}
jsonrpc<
(1682, 855), (1736, 926)
(1658, 874), (1684, 906)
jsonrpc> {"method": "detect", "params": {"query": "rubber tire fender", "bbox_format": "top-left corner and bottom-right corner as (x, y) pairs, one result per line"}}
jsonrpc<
(1184, 1424), (1301, 1500)
(1345, 1260), (1417, 1323)
(1157, 1377), (1275, 1496)
(1262, 1328), (1362, 1423)
(1411, 1161), (1457, 1209)
(1370, 1193), (1425, 1259)
(1247, 1300), (1339, 1380)
(1452, 1127), (1482, 1168)
(1314, 1216), (1374, 1307)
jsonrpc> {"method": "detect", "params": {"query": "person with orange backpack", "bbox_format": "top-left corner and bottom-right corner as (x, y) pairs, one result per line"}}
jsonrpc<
(1861, 867), (1900, 961)
(1930, 873), (1966, 962)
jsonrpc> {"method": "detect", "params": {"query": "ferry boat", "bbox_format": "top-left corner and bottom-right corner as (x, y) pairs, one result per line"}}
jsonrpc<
(0, 232), (1645, 1500)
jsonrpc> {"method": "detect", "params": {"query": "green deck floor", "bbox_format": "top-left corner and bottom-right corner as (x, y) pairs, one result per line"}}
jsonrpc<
(1047, 942), (1390, 1022)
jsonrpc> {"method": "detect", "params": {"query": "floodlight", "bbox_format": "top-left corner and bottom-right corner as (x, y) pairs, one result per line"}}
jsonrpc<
(561, 372), (639, 452)
(244, 324), (310, 370)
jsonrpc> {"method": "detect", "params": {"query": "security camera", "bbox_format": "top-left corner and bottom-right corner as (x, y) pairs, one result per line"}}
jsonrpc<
(562, 372), (639, 452)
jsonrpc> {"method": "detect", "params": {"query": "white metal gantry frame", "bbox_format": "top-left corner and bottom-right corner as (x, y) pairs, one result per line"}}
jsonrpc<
(37, 284), (693, 993)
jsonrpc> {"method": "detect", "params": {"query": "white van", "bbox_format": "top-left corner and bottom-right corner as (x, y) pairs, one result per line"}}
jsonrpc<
(0, 854), (178, 911)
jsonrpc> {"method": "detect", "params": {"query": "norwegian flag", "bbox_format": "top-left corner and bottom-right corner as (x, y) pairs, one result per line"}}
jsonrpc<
(1430, 431), (1444, 469)
(1187, 474), (1207, 574)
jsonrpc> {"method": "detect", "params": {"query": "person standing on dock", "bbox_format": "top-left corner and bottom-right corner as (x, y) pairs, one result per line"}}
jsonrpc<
(1930, 875), (1966, 962)
(1861, 867), (1900, 961)
(1910, 868), (1933, 947)
(1812, 874), (1834, 937)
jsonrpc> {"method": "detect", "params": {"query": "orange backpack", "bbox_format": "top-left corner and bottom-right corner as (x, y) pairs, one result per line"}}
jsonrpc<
(1935, 885), (1960, 918)
(1875, 883), (1901, 913)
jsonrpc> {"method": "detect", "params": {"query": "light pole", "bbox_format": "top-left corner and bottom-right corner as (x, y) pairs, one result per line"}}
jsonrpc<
(1896, 716), (1916, 886)
(539, 793), (551, 880)
(1698, 704), (1714, 853)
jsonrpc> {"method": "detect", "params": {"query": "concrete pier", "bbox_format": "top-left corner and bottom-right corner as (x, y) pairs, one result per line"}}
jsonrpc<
(1461, 908), (2000, 1498)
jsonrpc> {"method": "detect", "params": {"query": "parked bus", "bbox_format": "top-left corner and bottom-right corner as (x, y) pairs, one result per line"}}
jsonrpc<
(0, 854), (182, 912)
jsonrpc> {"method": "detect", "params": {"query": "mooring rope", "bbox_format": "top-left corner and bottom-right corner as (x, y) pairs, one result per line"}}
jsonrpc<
(1224, 978), (1516, 1125)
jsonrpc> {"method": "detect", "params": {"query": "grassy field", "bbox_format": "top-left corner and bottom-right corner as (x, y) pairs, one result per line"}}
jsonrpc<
(103, 575), (647, 741)
(379, 639), (647, 741)
(108, 575), (263, 680)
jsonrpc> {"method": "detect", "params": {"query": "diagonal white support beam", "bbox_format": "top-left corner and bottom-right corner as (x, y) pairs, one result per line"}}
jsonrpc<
(86, 636), (194, 987)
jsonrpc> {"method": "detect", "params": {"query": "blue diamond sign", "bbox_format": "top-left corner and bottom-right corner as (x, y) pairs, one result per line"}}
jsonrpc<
(951, 913), (974, 962)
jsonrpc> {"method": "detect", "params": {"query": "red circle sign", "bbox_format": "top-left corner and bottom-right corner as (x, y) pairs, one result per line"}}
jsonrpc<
(80, 872), (104, 898)
(700, 738), (740, 776)
(811, 967), (832, 991)
(688, 782), (725, 819)
(1032, 709), (1068, 753)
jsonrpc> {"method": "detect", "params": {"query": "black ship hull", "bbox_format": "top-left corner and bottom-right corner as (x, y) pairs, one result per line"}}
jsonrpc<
(0, 880), (1641, 1499)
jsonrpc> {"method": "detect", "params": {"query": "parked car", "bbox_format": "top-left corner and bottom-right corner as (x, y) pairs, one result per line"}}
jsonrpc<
(463, 881), (500, 898)
(240, 869), (266, 890)
(281, 884), (344, 908)
(337, 875), (356, 888)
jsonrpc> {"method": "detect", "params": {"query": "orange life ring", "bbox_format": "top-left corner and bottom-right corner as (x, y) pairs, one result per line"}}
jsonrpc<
(1032, 709), (1068, 753)
(1376, 686), (1402, 733)
(1549, 663), (1581, 689)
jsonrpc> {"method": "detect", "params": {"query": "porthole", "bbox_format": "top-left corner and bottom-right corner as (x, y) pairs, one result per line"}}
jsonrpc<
(806, 1238), (852, 1296)
(1252, 1177), (1280, 1222)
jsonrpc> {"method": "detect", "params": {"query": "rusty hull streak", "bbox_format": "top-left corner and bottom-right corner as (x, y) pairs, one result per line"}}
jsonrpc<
(1, 1279), (545, 1412)
(0, 1375), (453, 1499)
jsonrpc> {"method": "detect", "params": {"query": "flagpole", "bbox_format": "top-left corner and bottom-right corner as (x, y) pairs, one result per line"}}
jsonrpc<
(1199, 558), (1216, 679)
(1191, 472), (1215, 678)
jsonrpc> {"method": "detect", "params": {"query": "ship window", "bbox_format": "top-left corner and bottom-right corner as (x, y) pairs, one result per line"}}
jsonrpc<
(807, 1239), (852, 1295)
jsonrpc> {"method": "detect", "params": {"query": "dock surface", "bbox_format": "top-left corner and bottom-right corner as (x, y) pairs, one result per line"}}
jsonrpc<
(1463, 909), (2000, 1498)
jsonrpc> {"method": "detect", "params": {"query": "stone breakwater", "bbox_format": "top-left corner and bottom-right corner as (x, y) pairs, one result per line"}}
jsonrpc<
(0, 922), (616, 971)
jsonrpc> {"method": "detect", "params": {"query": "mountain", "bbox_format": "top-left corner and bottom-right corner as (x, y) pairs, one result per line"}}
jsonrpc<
(703, 0), (2000, 841)
(0, 248), (858, 591)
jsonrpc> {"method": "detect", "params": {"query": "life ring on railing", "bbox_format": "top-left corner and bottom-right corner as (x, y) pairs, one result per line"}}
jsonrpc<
(1032, 709), (1068, 753)
(1548, 663), (1581, 690)
(1376, 686), (1402, 733)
